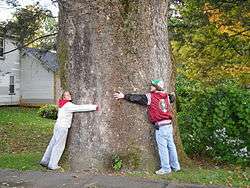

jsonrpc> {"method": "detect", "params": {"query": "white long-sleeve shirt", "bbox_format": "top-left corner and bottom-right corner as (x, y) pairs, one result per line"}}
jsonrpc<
(55, 102), (97, 128)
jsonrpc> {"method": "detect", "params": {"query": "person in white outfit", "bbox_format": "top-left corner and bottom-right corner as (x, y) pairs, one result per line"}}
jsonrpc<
(40, 91), (98, 170)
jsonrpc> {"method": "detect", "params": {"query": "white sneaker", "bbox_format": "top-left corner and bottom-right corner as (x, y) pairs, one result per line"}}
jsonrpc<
(48, 165), (61, 170)
(155, 169), (171, 175)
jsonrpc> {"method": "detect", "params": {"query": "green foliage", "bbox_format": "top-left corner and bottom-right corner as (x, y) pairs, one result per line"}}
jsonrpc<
(1, 3), (58, 50)
(171, 1), (250, 165)
(177, 78), (250, 166)
(169, 0), (250, 85)
(112, 154), (123, 171)
(38, 104), (58, 120)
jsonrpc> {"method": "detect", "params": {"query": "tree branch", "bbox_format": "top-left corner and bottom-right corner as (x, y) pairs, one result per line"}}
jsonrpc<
(225, 37), (244, 56)
(3, 32), (57, 55)
(229, 28), (250, 37)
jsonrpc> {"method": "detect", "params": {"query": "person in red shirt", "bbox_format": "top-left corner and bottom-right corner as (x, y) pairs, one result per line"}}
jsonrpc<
(114, 80), (180, 175)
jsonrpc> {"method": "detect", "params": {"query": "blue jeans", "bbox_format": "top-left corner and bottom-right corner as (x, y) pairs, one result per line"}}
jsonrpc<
(155, 124), (180, 172)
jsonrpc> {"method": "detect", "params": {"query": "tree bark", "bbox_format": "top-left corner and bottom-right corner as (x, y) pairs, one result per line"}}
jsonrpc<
(58, 0), (187, 172)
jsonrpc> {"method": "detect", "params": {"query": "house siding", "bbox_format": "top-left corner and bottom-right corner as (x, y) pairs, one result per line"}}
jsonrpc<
(0, 38), (20, 105)
(20, 55), (54, 105)
(0, 38), (58, 106)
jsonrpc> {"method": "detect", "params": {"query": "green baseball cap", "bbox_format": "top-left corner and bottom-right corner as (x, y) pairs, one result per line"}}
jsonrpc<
(151, 79), (164, 90)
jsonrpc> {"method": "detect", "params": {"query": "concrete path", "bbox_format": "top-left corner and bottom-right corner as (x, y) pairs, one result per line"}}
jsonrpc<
(0, 169), (224, 188)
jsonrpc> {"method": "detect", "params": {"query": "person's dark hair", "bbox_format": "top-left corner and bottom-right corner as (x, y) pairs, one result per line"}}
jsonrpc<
(151, 84), (164, 91)
(61, 91), (71, 99)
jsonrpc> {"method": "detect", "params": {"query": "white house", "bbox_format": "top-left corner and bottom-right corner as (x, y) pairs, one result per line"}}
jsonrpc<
(0, 37), (59, 106)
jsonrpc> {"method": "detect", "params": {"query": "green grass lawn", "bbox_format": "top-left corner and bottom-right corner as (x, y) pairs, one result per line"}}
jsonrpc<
(0, 106), (249, 187)
(126, 167), (250, 187)
(0, 106), (55, 171)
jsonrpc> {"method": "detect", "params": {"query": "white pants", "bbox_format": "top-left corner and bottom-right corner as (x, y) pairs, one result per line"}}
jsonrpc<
(41, 127), (68, 169)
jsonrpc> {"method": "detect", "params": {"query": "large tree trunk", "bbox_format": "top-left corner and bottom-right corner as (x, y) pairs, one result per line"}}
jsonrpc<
(58, 0), (187, 172)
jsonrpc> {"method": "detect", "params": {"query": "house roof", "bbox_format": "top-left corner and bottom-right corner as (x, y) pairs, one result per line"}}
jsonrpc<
(23, 47), (59, 72)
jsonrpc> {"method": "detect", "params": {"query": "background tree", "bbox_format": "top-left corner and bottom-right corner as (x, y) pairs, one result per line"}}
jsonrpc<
(1, 2), (58, 51)
(168, 0), (249, 85)
(58, 0), (187, 172)
(169, 0), (250, 166)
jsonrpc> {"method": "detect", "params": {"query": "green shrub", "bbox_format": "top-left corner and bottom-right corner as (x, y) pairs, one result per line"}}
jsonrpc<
(177, 78), (250, 166)
(38, 104), (58, 120)
(112, 154), (123, 171)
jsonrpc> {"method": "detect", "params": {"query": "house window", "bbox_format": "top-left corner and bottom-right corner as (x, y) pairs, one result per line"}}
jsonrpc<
(9, 76), (15, 95)
(0, 38), (4, 58)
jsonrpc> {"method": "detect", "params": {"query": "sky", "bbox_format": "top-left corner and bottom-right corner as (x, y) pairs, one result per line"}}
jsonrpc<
(0, 0), (58, 22)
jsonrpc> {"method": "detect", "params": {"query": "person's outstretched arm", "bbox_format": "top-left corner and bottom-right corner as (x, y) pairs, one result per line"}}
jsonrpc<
(65, 102), (97, 113)
(169, 92), (176, 103)
(114, 92), (148, 106)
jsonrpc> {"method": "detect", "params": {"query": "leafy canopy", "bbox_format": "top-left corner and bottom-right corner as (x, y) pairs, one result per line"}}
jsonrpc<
(169, 0), (249, 85)
(1, 2), (58, 50)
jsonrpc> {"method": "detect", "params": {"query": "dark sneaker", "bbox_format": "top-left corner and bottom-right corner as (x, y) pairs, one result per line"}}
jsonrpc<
(172, 168), (181, 172)
(39, 162), (48, 167)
